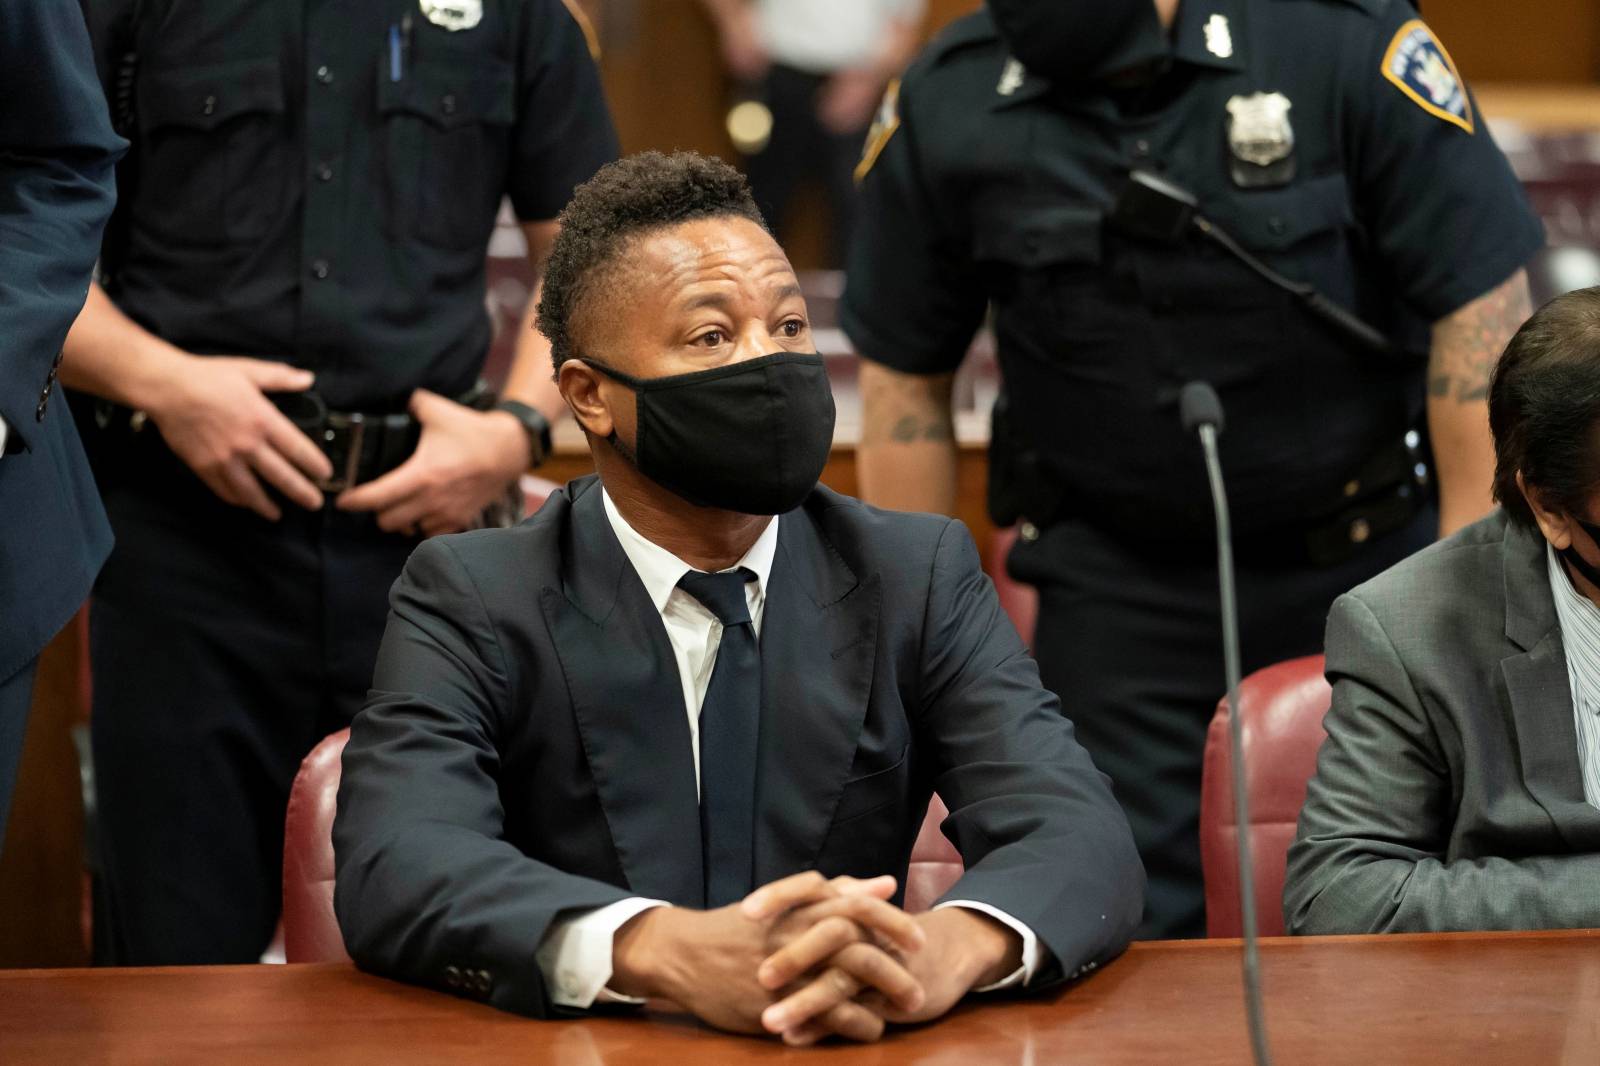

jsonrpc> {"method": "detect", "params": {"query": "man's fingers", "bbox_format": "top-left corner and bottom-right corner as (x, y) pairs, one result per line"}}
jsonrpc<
(220, 458), (281, 521)
(760, 966), (862, 1035)
(250, 444), (324, 511)
(264, 410), (334, 482)
(796, 894), (926, 957)
(827, 942), (924, 1014)
(374, 497), (432, 536)
(743, 872), (895, 921)
(757, 915), (862, 991)
(741, 871), (832, 920)
(783, 1002), (885, 1047)
(236, 359), (315, 393)
(337, 458), (423, 513)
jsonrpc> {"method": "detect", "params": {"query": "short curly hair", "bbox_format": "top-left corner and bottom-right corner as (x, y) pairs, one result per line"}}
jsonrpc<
(537, 151), (768, 372)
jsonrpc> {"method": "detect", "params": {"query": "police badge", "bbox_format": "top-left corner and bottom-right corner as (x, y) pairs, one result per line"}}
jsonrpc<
(420, 0), (482, 32)
(1225, 91), (1295, 188)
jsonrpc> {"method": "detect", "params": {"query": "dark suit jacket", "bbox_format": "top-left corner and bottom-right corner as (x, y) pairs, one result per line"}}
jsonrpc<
(0, 0), (122, 680)
(1285, 509), (1600, 934)
(334, 477), (1143, 1017)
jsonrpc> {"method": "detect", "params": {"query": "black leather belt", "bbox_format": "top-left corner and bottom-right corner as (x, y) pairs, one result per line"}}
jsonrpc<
(273, 382), (491, 492)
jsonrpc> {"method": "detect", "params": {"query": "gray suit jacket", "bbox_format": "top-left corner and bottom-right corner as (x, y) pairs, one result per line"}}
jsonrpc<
(1285, 510), (1600, 934)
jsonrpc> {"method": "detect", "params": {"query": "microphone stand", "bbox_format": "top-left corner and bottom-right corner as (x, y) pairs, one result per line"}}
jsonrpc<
(1189, 386), (1275, 1066)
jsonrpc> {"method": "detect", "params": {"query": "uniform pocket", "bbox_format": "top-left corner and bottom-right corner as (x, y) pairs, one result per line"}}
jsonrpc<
(376, 56), (515, 250)
(137, 56), (287, 246)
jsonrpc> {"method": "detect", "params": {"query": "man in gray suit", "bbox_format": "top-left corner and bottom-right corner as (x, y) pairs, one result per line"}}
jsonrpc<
(1285, 287), (1600, 934)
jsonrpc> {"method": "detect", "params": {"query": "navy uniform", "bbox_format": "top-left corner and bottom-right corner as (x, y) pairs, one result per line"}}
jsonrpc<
(76, 0), (617, 963)
(0, 0), (123, 850)
(843, 1), (1543, 937)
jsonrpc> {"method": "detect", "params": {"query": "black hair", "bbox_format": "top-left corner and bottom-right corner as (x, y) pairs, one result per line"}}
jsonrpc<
(536, 151), (768, 373)
(1489, 286), (1600, 527)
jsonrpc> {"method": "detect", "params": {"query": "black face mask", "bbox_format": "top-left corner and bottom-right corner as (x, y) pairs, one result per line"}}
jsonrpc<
(1562, 518), (1600, 590)
(582, 351), (836, 516)
(987, 0), (1159, 82)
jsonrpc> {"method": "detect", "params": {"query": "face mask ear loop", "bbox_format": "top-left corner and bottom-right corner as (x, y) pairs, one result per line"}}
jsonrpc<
(578, 356), (646, 390)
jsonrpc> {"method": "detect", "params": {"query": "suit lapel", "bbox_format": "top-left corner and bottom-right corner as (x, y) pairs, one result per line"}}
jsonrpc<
(538, 479), (705, 905)
(752, 507), (880, 885)
(1499, 520), (1600, 850)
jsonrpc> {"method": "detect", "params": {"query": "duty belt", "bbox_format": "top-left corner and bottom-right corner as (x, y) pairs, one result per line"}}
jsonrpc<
(274, 381), (492, 493)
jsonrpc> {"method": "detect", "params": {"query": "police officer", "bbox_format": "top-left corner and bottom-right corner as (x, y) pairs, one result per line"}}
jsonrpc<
(60, 0), (618, 963)
(843, 0), (1542, 938)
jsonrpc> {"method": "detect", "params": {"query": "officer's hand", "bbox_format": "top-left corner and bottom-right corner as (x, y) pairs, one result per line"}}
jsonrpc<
(817, 67), (886, 136)
(713, 3), (769, 82)
(145, 355), (333, 521)
(335, 388), (528, 537)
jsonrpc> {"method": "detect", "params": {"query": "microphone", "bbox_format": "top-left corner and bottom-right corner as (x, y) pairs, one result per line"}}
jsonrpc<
(1181, 381), (1274, 1066)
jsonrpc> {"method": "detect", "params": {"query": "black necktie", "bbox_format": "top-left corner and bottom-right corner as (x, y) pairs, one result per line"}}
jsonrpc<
(676, 568), (760, 908)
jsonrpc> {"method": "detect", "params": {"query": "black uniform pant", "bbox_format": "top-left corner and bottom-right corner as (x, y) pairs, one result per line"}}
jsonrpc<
(89, 451), (418, 964)
(1009, 504), (1437, 940)
(0, 657), (40, 855)
(745, 63), (864, 268)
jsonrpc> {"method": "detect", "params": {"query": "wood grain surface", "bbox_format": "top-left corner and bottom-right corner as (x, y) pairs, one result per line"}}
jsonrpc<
(3, 931), (1597, 1065)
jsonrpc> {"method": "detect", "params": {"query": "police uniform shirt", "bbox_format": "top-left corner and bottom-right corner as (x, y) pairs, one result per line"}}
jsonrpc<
(842, 0), (1544, 536)
(82, 0), (618, 413)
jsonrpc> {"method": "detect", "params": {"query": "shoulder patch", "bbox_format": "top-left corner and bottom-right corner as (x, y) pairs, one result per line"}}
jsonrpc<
(1381, 19), (1474, 133)
(853, 79), (901, 184)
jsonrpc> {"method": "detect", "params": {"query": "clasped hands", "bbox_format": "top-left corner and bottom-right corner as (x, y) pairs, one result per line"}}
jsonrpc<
(610, 872), (1021, 1047)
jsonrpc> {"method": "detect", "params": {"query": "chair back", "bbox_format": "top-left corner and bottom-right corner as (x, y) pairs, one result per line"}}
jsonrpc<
(283, 728), (353, 963)
(904, 795), (964, 913)
(1199, 655), (1330, 938)
(987, 527), (1038, 650)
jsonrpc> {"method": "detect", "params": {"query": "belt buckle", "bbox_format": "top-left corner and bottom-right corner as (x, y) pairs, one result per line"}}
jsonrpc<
(319, 412), (367, 493)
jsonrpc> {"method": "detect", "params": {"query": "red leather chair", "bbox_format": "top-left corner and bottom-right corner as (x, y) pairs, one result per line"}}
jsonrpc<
(283, 723), (964, 961)
(283, 727), (353, 963)
(904, 794), (964, 913)
(986, 527), (1038, 650)
(1199, 655), (1331, 938)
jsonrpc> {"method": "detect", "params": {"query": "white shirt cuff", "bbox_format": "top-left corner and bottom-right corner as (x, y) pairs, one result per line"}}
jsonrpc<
(534, 897), (669, 1008)
(934, 900), (1045, 992)
(0, 412), (9, 455)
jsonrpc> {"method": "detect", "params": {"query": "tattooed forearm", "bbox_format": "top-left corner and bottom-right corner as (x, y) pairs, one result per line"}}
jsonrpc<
(859, 362), (956, 446)
(1428, 269), (1534, 403)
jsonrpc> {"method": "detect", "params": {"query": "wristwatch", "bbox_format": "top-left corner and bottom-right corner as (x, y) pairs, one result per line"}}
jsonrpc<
(493, 399), (553, 469)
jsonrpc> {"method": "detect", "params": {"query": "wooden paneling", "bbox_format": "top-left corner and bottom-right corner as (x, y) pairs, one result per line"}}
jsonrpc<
(0, 619), (89, 968)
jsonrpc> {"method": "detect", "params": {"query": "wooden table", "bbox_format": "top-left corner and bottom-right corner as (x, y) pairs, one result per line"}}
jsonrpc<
(3, 931), (1596, 1064)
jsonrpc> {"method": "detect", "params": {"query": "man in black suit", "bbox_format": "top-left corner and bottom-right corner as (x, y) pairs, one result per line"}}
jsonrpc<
(334, 151), (1143, 1044)
(0, 0), (124, 846)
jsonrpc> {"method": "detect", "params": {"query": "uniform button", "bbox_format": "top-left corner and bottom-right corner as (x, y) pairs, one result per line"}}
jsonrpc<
(1019, 521), (1040, 543)
(1268, 216), (1287, 236)
(315, 65), (334, 85)
(440, 93), (457, 116)
(1349, 518), (1372, 544)
(1343, 479), (1361, 498)
(310, 258), (330, 280)
(315, 162), (334, 182)
(558, 969), (580, 998)
(444, 965), (462, 989)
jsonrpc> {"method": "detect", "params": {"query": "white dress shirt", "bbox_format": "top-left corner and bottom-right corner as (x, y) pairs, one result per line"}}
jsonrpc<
(1544, 546), (1600, 808)
(533, 490), (1041, 1008)
(755, 0), (926, 75)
